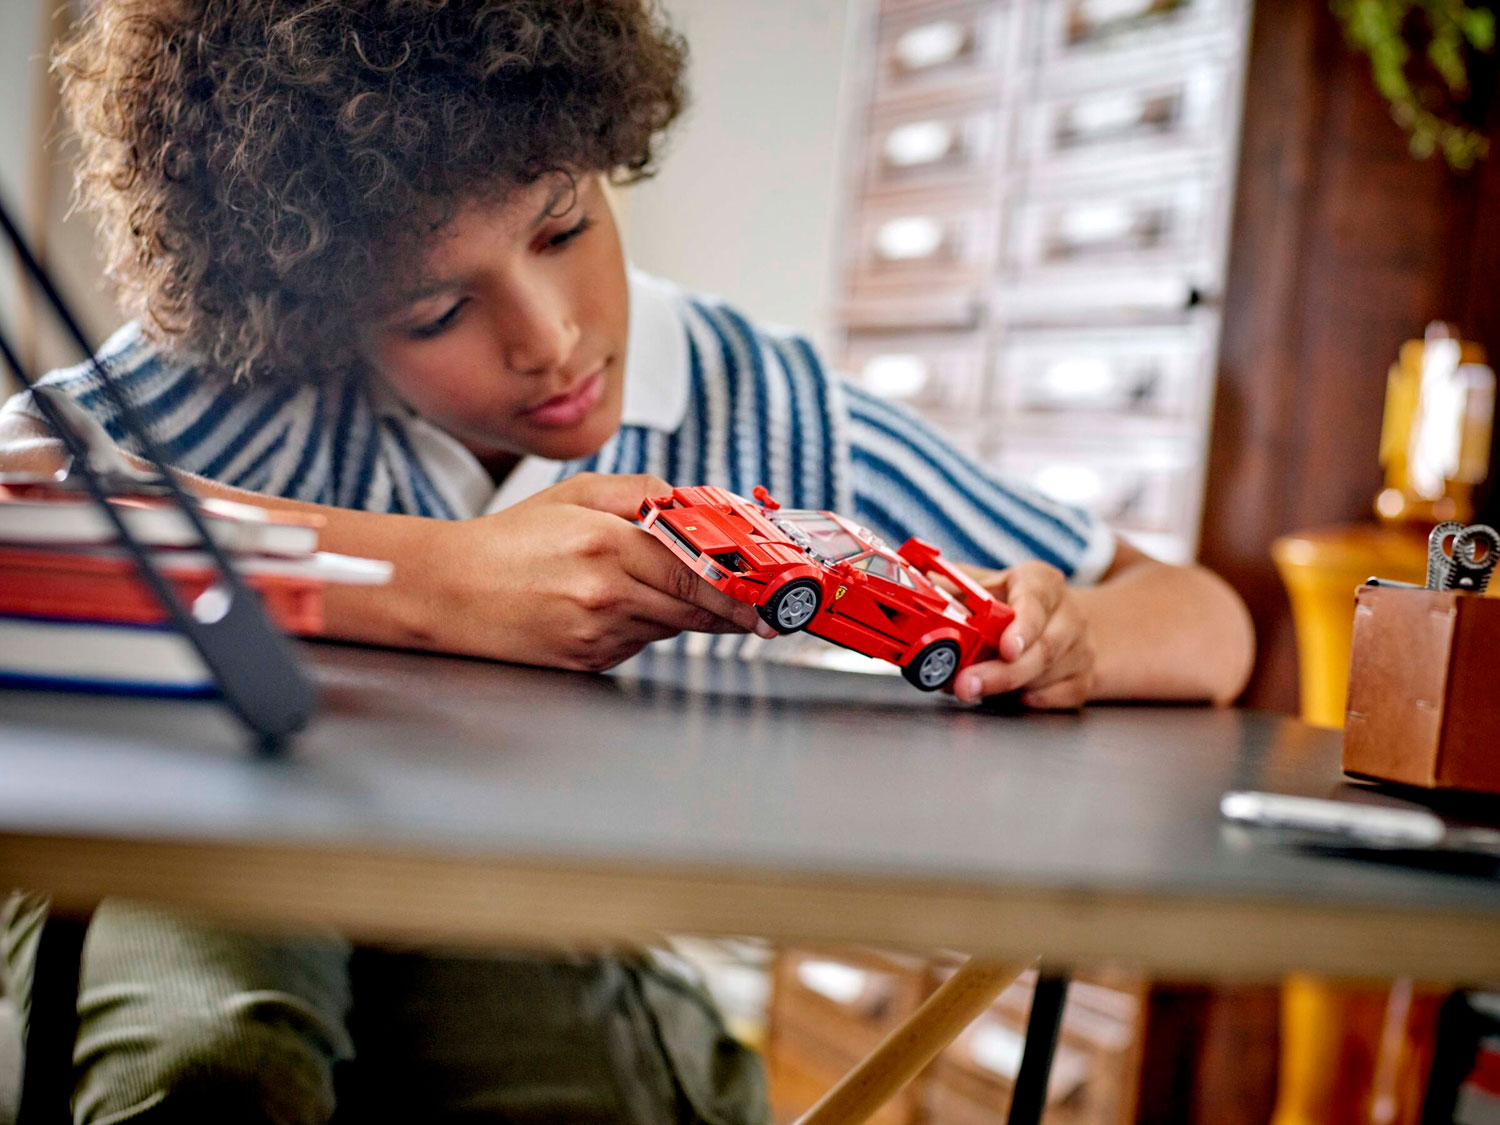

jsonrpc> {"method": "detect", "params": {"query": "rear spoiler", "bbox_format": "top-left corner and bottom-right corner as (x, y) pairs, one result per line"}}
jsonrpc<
(897, 537), (1009, 631)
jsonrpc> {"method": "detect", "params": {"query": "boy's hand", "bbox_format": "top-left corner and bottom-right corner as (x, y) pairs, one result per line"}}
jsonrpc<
(421, 473), (773, 672)
(950, 562), (1095, 710)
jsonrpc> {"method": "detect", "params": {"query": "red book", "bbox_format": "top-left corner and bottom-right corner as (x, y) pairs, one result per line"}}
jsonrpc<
(0, 547), (356, 635)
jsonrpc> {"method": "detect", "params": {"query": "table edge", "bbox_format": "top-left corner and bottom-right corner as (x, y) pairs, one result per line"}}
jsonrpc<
(1, 831), (1489, 982)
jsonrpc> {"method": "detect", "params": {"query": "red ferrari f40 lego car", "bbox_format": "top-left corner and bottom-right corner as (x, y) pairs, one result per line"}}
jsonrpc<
(639, 485), (1015, 691)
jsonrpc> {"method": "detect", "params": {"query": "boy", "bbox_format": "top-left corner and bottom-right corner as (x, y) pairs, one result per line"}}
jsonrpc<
(0, 1), (1255, 1121)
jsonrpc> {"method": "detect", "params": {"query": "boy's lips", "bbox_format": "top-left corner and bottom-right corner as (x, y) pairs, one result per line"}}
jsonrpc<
(520, 369), (605, 428)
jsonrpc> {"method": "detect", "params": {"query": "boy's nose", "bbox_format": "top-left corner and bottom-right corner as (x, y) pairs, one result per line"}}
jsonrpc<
(504, 312), (581, 377)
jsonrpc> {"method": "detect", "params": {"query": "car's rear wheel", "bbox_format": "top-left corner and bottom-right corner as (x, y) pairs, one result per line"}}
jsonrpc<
(760, 579), (822, 634)
(904, 639), (961, 691)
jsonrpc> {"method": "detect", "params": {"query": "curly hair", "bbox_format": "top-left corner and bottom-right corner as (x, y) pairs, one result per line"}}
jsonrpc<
(57, 0), (687, 383)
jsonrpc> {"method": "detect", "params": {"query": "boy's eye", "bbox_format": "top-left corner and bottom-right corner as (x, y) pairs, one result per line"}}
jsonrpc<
(544, 215), (593, 251)
(407, 297), (469, 340)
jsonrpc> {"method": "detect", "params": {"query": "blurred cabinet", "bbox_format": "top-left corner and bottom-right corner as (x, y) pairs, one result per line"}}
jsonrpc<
(922, 969), (1143, 1124)
(765, 948), (1145, 1124)
(767, 949), (937, 1124)
(835, 0), (1254, 562)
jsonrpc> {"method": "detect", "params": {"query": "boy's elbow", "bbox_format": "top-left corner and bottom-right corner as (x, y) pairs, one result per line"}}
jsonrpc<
(0, 414), (69, 474)
(1203, 566), (1255, 706)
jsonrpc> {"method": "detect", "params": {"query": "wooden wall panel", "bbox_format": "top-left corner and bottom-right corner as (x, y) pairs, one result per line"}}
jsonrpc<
(1133, 985), (1281, 1125)
(1202, 0), (1500, 712)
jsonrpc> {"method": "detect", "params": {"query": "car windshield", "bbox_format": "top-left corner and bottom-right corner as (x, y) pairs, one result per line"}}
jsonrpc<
(773, 511), (863, 561)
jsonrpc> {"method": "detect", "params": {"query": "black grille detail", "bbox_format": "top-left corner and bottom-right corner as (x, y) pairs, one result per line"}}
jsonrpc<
(656, 520), (702, 559)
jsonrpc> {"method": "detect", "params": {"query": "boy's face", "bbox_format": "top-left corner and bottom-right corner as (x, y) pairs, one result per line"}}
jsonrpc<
(369, 173), (629, 469)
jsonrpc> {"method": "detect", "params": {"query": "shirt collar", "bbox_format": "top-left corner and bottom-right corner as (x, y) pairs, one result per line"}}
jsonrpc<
(395, 268), (690, 516)
(618, 267), (690, 432)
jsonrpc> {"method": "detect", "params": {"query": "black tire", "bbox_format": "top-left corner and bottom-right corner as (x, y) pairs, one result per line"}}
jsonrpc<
(903, 639), (961, 691)
(759, 579), (822, 634)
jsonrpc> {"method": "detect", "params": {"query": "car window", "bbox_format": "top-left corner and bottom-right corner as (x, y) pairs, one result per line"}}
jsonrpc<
(774, 511), (863, 561)
(856, 554), (900, 582)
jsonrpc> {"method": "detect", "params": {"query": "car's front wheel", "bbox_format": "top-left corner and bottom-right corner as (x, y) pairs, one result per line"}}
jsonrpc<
(904, 639), (961, 691)
(760, 579), (822, 634)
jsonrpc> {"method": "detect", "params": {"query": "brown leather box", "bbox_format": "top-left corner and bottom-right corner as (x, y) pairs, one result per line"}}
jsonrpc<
(1343, 584), (1500, 792)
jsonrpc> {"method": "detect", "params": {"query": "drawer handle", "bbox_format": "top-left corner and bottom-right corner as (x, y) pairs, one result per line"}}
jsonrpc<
(884, 120), (958, 168)
(861, 354), (931, 399)
(1051, 203), (1169, 256)
(968, 1019), (1026, 1079)
(1070, 0), (1186, 41)
(1040, 357), (1114, 402)
(968, 1019), (1092, 1102)
(1059, 89), (1181, 148)
(794, 959), (898, 1021)
(893, 20), (969, 72)
(796, 960), (870, 1005)
(1035, 464), (1152, 520)
(1066, 91), (1150, 139)
(1056, 202), (1136, 246)
(1035, 464), (1107, 507)
(875, 215), (946, 261)
(1129, 370), (1163, 407)
(1035, 359), (1164, 410)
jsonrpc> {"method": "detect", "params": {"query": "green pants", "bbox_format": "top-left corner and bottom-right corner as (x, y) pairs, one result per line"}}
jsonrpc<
(1, 896), (768, 1124)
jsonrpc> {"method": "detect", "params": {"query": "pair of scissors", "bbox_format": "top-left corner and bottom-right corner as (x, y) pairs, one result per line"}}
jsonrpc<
(1427, 521), (1500, 594)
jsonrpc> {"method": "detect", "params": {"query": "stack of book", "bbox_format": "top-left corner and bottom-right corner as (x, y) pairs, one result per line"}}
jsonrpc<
(0, 482), (391, 695)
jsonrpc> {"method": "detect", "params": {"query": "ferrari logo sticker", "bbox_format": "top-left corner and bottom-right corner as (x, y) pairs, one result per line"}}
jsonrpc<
(684, 525), (697, 531)
(835, 586), (847, 600)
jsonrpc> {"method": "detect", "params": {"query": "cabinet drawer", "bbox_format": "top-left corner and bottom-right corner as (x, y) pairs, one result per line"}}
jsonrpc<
(865, 96), (1009, 198)
(1036, 0), (1242, 63)
(842, 330), (988, 414)
(993, 324), (1213, 420)
(986, 435), (1199, 541)
(1006, 175), (1221, 278)
(771, 949), (930, 1048)
(873, 0), (1014, 106)
(922, 968), (1145, 1125)
(1021, 60), (1236, 174)
(769, 1034), (917, 1125)
(849, 194), (999, 305)
(766, 949), (934, 1122)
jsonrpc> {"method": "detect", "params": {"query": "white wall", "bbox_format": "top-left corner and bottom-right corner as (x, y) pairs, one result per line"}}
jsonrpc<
(0, 0), (40, 395)
(621, 0), (852, 347)
(0, 0), (119, 393)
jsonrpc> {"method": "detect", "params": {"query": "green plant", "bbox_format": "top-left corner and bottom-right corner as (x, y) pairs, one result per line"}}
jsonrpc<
(1331, 0), (1496, 169)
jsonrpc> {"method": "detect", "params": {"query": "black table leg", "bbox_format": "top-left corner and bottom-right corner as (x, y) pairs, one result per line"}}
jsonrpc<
(16, 913), (88, 1125)
(1007, 970), (1070, 1125)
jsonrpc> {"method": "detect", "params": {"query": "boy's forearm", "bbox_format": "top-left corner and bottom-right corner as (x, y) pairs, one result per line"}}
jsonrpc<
(182, 477), (449, 649)
(0, 425), (444, 652)
(141, 479), (449, 652)
(1074, 550), (1255, 705)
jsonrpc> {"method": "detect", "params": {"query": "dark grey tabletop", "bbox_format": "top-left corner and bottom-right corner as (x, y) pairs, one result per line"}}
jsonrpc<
(2, 642), (1497, 978)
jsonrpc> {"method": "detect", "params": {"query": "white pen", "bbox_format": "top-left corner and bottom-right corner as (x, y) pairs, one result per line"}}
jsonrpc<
(1219, 790), (1500, 854)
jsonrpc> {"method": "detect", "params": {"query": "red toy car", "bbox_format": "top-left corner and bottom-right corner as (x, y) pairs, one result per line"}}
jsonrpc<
(639, 484), (1015, 691)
